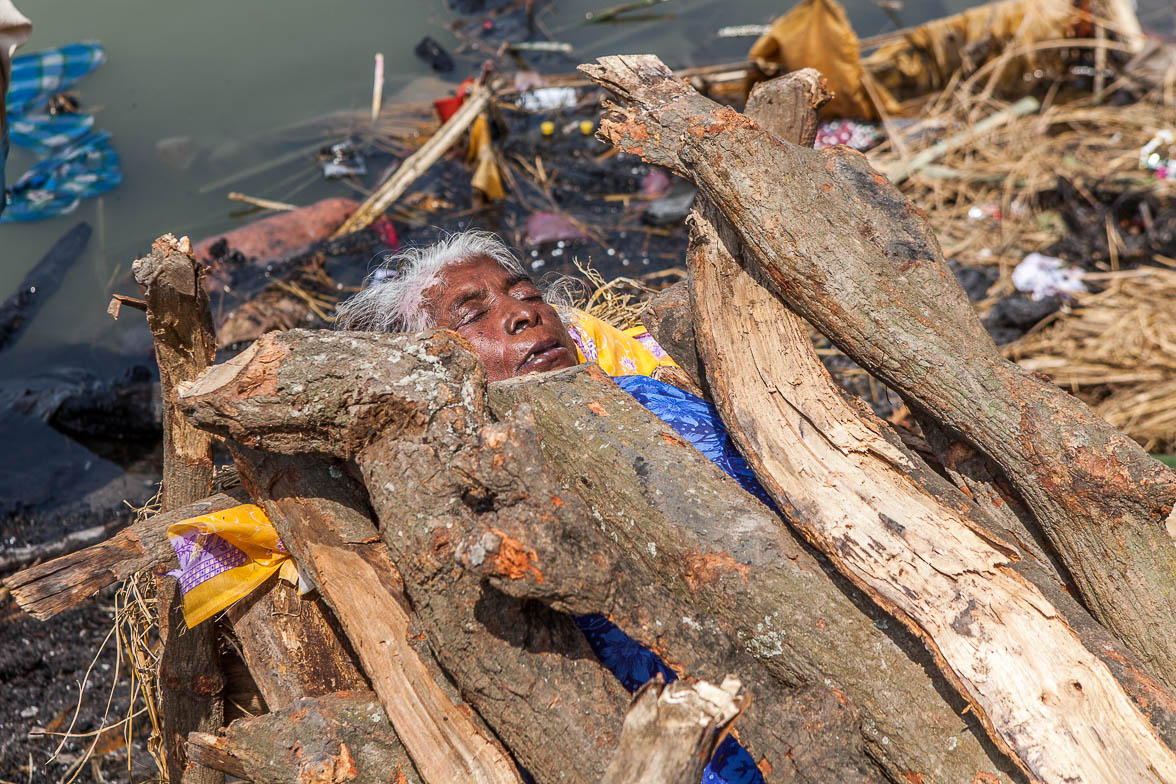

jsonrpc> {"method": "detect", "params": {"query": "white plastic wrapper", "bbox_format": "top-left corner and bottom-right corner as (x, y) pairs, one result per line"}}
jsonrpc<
(1012, 252), (1086, 300)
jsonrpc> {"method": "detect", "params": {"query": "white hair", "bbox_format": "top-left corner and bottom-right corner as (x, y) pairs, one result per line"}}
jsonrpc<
(334, 231), (527, 333)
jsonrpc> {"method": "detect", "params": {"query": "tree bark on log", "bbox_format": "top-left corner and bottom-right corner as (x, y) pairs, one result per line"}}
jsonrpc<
(179, 329), (888, 782)
(134, 233), (224, 784)
(578, 54), (1176, 687)
(490, 363), (1017, 783)
(603, 675), (746, 784)
(225, 446), (525, 784)
(3, 490), (246, 620)
(186, 692), (423, 784)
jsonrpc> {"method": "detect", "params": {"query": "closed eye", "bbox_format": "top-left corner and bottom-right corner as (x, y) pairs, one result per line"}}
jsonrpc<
(459, 308), (486, 326)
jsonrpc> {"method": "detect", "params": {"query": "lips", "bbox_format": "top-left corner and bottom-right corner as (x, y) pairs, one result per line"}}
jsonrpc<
(519, 337), (570, 372)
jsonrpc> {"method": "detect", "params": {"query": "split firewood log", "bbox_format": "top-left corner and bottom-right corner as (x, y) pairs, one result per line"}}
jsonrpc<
(179, 329), (890, 782)
(577, 55), (1176, 690)
(603, 675), (747, 784)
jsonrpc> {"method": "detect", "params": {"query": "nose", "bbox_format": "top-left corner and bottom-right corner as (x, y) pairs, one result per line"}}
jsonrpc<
(506, 299), (539, 335)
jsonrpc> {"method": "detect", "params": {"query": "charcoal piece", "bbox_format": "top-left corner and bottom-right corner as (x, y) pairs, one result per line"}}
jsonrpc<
(982, 294), (1061, 345)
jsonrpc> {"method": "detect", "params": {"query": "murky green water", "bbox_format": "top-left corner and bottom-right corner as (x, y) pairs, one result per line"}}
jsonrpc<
(1, 0), (1170, 377)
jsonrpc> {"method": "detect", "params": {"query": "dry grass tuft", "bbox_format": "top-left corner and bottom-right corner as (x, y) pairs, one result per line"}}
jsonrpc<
(1006, 266), (1176, 452)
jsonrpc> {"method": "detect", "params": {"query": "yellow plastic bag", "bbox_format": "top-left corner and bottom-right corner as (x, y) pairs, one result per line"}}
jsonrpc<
(167, 504), (299, 627)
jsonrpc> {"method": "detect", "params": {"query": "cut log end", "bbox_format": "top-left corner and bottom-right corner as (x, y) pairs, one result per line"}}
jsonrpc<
(602, 674), (747, 784)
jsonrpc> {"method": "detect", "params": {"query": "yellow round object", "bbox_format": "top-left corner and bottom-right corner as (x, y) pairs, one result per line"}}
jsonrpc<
(540, 120), (556, 136)
(579, 120), (594, 136)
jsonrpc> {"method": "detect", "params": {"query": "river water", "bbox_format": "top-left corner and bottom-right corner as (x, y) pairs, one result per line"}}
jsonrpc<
(0, 0), (1171, 514)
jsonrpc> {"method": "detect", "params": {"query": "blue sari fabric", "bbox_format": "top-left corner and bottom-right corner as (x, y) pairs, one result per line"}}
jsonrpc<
(574, 374), (772, 784)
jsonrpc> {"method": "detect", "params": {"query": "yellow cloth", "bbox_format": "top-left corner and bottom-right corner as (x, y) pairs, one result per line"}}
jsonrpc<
(563, 308), (677, 377)
(166, 504), (300, 628)
(167, 312), (676, 627)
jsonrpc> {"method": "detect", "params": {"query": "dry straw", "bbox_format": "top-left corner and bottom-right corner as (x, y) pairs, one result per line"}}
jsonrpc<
(1006, 265), (1176, 452)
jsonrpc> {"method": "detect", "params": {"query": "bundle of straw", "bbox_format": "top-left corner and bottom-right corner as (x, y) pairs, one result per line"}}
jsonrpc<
(1006, 266), (1176, 451)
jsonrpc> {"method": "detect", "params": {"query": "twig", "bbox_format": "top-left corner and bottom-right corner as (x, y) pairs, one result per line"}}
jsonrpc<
(886, 96), (1040, 184)
(106, 294), (147, 320)
(372, 53), (385, 124)
(226, 192), (298, 212)
(332, 85), (491, 238)
(584, 0), (672, 23)
(505, 41), (573, 53)
(1094, 24), (1107, 102)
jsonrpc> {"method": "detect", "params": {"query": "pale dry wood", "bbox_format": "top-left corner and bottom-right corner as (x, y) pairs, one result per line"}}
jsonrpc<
(579, 53), (1176, 694)
(602, 676), (746, 784)
(134, 232), (224, 784)
(686, 195), (1176, 783)
(3, 491), (246, 620)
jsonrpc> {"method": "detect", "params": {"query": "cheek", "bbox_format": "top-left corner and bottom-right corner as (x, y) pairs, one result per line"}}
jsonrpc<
(460, 328), (511, 372)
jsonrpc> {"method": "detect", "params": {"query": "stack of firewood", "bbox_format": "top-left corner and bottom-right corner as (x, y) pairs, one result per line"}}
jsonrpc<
(8, 59), (1176, 784)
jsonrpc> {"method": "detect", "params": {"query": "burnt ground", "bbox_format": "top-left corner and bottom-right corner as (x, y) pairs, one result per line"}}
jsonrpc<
(0, 588), (155, 783)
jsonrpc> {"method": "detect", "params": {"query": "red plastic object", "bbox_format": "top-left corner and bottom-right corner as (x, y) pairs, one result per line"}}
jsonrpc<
(433, 77), (476, 123)
(371, 216), (400, 249)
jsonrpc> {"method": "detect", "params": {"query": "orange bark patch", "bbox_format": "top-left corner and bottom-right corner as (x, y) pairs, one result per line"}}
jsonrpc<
(903, 773), (926, 784)
(660, 432), (687, 448)
(587, 401), (610, 417)
(551, 495), (564, 508)
(683, 550), (750, 589)
(757, 757), (773, 778)
(487, 529), (544, 584)
(429, 527), (453, 558)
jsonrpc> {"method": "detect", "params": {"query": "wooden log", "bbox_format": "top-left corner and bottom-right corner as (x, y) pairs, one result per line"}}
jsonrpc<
(224, 575), (369, 711)
(134, 233), (224, 784)
(491, 363), (1014, 783)
(186, 692), (423, 784)
(603, 675), (746, 784)
(3, 491), (247, 620)
(579, 51), (1176, 693)
(134, 234), (218, 510)
(226, 446), (526, 784)
(179, 329), (888, 782)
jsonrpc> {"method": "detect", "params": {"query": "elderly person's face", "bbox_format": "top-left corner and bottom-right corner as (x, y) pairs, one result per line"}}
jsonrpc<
(426, 255), (579, 382)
